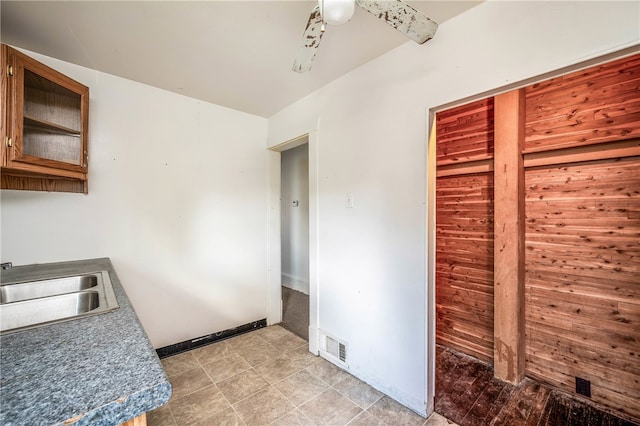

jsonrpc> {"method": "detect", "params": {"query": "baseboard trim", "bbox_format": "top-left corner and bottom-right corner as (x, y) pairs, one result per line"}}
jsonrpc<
(156, 319), (267, 358)
(281, 273), (309, 294)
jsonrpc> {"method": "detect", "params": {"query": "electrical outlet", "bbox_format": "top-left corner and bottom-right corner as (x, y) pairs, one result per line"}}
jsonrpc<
(576, 377), (591, 397)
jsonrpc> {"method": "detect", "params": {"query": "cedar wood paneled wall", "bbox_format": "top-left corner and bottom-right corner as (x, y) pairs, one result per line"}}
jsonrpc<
(523, 55), (640, 420)
(435, 54), (640, 420)
(435, 99), (495, 363)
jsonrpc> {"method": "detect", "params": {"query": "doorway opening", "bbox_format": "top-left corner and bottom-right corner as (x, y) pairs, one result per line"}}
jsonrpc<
(267, 131), (319, 354)
(279, 142), (310, 340)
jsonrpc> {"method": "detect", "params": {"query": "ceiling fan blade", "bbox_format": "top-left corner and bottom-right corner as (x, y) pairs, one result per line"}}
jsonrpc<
(356, 0), (438, 44)
(292, 5), (325, 73)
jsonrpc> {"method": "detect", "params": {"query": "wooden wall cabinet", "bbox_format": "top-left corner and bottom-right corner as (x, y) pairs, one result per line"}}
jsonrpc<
(1, 44), (89, 193)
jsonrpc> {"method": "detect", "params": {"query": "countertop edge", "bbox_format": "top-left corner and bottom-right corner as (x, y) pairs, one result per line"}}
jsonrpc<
(0, 257), (172, 426)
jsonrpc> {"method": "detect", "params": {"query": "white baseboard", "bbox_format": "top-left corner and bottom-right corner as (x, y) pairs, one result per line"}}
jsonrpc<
(281, 273), (309, 294)
(308, 326), (319, 355)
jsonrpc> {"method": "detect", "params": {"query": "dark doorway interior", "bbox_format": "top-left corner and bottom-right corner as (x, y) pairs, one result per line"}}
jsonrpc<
(281, 286), (309, 341)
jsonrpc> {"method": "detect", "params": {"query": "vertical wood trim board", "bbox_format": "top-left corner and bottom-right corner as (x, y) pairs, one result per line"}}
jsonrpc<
(493, 89), (526, 383)
(436, 98), (495, 363)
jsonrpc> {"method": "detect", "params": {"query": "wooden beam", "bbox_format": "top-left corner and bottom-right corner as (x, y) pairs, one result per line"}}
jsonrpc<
(493, 89), (526, 383)
(523, 138), (640, 168)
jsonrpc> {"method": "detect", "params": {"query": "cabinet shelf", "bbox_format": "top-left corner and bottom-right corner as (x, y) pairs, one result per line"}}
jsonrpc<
(24, 116), (81, 137)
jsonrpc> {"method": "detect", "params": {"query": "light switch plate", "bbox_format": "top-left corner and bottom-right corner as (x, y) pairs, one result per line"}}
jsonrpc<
(346, 193), (354, 208)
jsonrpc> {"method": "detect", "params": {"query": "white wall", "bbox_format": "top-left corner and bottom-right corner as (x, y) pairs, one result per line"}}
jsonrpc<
(267, 0), (640, 416)
(280, 143), (310, 294)
(0, 50), (269, 348)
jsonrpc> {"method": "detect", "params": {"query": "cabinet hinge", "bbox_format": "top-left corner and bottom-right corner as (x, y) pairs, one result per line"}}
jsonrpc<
(5, 137), (12, 147)
(6, 65), (14, 77)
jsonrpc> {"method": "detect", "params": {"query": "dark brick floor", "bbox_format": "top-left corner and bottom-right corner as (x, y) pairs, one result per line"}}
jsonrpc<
(435, 344), (639, 426)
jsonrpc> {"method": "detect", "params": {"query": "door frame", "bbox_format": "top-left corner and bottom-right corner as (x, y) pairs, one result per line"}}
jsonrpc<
(267, 131), (320, 354)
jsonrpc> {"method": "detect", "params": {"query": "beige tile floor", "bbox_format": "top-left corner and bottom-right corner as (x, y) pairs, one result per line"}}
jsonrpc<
(148, 325), (455, 426)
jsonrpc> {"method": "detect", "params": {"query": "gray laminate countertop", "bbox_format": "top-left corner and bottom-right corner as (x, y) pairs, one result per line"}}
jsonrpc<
(0, 258), (172, 426)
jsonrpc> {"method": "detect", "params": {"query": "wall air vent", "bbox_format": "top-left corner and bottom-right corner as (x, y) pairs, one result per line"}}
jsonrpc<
(319, 331), (348, 367)
(327, 335), (347, 362)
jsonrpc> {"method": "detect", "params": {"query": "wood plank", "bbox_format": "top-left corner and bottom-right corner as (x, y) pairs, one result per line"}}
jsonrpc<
(524, 139), (640, 168)
(1, 169), (87, 193)
(525, 54), (640, 97)
(525, 53), (640, 152)
(526, 325), (640, 375)
(526, 300), (638, 338)
(493, 89), (526, 383)
(436, 98), (494, 165)
(436, 333), (494, 363)
(526, 272), (640, 303)
(436, 159), (493, 177)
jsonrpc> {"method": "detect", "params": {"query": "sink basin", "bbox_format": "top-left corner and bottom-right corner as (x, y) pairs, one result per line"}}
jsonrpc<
(0, 271), (119, 334)
(0, 274), (98, 303)
(1, 291), (100, 332)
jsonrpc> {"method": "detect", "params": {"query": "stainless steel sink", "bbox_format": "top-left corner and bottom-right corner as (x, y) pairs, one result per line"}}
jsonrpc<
(0, 274), (98, 303)
(0, 271), (119, 334)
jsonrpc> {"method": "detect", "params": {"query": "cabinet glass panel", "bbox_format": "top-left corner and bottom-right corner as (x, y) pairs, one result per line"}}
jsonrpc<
(22, 69), (83, 165)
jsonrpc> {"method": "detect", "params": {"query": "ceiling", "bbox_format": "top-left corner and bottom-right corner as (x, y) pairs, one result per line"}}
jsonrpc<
(1, 1), (481, 118)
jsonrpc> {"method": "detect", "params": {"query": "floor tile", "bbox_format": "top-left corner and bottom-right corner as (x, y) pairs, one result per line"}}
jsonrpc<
(274, 369), (330, 407)
(217, 368), (270, 404)
(169, 366), (214, 399)
(425, 412), (456, 425)
(346, 411), (386, 426)
(268, 332), (307, 353)
(202, 353), (252, 383)
(161, 351), (199, 377)
(254, 355), (307, 384)
(154, 330), (639, 426)
(169, 384), (230, 424)
(233, 386), (295, 426)
(282, 345), (317, 369)
(235, 340), (282, 367)
(367, 396), (426, 426)
(299, 389), (362, 426)
(270, 409), (316, 426)
(193, 406), (244, 426)
(334, 375), (384, 409)
(192, 340), (234, 365)
(254, 325), (294, 343)
(227, 331), (270, 351)
(146, 404), (176, 426)
(305, 357), (351, 386)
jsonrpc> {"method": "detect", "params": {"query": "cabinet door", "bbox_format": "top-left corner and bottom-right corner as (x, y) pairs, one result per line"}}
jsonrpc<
(5, 46), (88, 174)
